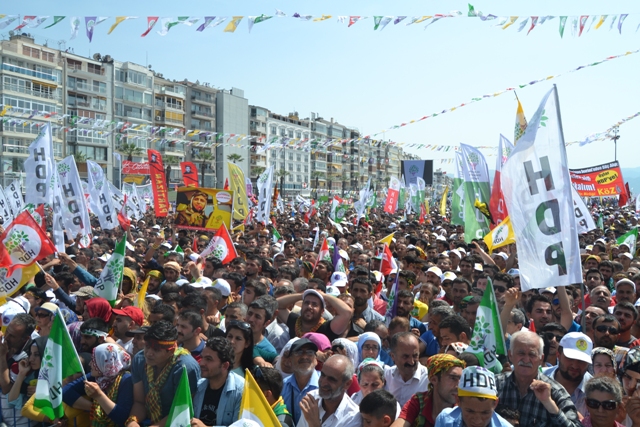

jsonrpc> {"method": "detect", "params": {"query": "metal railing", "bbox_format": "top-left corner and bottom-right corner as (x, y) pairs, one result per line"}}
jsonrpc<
(2, 83), (60, 101)
(74, 81), (107, 94)
(1, 63), (58, 82)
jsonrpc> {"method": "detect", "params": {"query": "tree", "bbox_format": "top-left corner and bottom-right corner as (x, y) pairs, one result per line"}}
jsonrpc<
(275, 169), (290, 195)
(117, 143), (144, 161)
(251, 166), (266, 177)
(227, 153), (244, 164)
(195, 150), (215, 187)
(311, 171), (325, 198)
(73, 151), (87, 164)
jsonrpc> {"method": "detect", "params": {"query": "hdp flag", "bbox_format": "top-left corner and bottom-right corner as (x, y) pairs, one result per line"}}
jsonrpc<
(617, 228), (638, 255)
(34, 309), (85, 419)
(166, 366), (193, 427)
(0, 210), (56, 275)
(93, 233), (127, 306)
(377, 233), (395, 246)
(240, 369), (281, 426)
(200, 222), (237, 264)
(385, 268), (400, 323)
(468, 278), (506, 374)
(483, 216), (516, 253)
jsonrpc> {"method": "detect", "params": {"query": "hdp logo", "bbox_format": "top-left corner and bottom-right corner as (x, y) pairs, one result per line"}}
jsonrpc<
(409, 165), (419, 176)
(467, 152), (479, 171)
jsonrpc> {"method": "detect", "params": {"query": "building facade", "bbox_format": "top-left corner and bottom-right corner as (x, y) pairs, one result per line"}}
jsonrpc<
(215, 88), (249, 189)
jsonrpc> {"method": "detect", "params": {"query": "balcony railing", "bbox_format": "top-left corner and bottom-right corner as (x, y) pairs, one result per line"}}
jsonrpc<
(191, 109), (213, 118)
(74, 81), (107, 94)
(2, 83), (60, 101)
(2, 63), (58, 82)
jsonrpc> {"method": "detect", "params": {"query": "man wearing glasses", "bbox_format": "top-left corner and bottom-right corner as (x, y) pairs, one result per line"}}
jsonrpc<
(281, 338), (320, 425)
(542, 332), (594, 416)
(592, 315), (628, 367)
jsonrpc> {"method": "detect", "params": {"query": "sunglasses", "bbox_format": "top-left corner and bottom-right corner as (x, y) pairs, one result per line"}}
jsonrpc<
(544, 332), (563, 342)
(595, 325), (619, 335)
(228, 320), (251, 331)
(586, 398), (618, 411)
(494, 286), (506, 293)
(36, 311), (52, 318)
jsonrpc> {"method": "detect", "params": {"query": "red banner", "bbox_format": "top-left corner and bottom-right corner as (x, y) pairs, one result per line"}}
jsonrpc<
(180, 162), (199, 188)
(122, 161), (150, 175)
(147, 150), (169, 217)
(570, 161), (626, 197)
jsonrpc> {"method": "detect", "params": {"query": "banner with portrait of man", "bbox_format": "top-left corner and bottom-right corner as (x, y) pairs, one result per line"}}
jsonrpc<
(174, 187), (234, 232)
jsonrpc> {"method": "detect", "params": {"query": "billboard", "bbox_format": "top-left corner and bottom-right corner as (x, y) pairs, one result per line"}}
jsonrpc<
(122, 161), (150, 185)
(570, 161), (626, 197)
(401, 160), (433, 186)
(174, 187), (234, 231)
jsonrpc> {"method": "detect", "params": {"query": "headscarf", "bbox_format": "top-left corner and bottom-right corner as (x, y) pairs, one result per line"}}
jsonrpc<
(122, 268), (137, 291)
(426, 354), (466, 392)
(331, 338), (358, 368)
(91, 343), (132, 391)
(85, 297), (113, 323)
(302, 332), (331, 351)
(357, 332), (382, 364)
(31, 336), (48, 362)
(444, 342), (469, 357)
(275, 338), (299, 379)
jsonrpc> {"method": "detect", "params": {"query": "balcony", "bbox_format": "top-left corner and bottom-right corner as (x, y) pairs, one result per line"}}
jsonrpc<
(191, 93), (214, 103)
(73, 100), (106, 111)
(155, 115), (183, 126)
(2, 83), (60, 101)
(74, 81), (107, 94)
(2, 63), (58, 83)
(191, 109), (213, 118)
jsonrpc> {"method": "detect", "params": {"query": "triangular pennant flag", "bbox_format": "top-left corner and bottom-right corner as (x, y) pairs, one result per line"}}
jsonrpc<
(93, 233), (127, 306)
(559, 16), (568, 37)
(44, 16), (65, 29)
(579, 15), (588, 36)
(108, 16), (136, 34)
(196, 16), (216, 32)
(224, 16), (243, 33)
(141, 16), (159, 37)
(527, 16), (539, 35)
(70, 16), (81, 40)
(468, 278), (506, 373)
(200, 223), (238, 264)
(166, 366), (194, 427)
(240, 369), (281, 426)
(377, 233), (395, 246)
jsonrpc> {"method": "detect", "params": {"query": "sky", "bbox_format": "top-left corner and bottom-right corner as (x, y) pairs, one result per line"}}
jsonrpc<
(4, 1), (640, 175)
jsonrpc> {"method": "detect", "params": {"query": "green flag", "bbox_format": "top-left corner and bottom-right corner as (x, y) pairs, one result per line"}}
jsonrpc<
(468, 278), (506, 374)
(34, 309), (85, 420)
(94, 233), (127, 306)
(166, 366), (193, 427)
(44, 16), (65, 29)
(272, 228), (282, 243)
(460, 144), (491, 241)
(617, 227), (638, 255)
(597, 214), (604, 230)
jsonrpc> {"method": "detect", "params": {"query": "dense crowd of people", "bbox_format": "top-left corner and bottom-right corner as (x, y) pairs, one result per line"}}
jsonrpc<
(1, 203), (640, 427)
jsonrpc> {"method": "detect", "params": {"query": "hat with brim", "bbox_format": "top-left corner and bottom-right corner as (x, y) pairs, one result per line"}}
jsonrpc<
(302, 289), (325, 311)
(289, 338), (319, 354)
(125, 326), (149, 337)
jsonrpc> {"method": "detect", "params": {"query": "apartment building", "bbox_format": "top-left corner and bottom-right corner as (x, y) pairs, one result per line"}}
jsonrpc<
(185, 80), (217, 188)
(249, 105), (268, 189)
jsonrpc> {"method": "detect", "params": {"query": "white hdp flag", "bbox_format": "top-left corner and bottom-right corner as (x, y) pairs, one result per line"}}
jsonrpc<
(50, 172), (66, 252)
(132, 184), (148, 214)
(276, 194), (285, 214)
(355, 179), (371, 220)
(56, 156), (91, 243)
(571, 186), (596, 234)
(23, 123), (54, 206)
(0, 186), (14, 225)
(86, 160), (117, 230)
(109, 182), (126, 212)
(502, 87), (582, 291)
(256, 165), (274, 224)
(5, 180), (24, 215)
(34, 308), (84, 420)
(94, 234), (127, 306)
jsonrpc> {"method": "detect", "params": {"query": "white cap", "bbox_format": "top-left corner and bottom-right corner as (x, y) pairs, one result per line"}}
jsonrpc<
(427, 266), (444, 281)
(146, 294), (162, 301)
(542, 287), (557, 294)
(175, 279), (190, 287)
(443, 271), (458, 282)
(338, 249), (349, 261)
(350, 243), (363, 250)
(616, 278), (636, 293)
(620, 252), (633, 260)
(213, 278), (231, 297)
(449, 249), (461, 259)
(152, 225), (161, 230)
(126, 242), (135, 252)
(326, 286), (340, 297)
(436, 235), (447, 242)
(559, 332), (593, 364)
(474, 263), (483, 272)
(98, 253), (111, 262)
(330, 271), (348, 288)
(492, 252), (508, 261)
(302, 289), (325, 311)
(190, 277), (213, 288)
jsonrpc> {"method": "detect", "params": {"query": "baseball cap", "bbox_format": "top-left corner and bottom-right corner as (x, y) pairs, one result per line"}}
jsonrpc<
(190, 277), (213, 288)
(449, 249), (461, 259)
(474, 263), (483, 272)
(326, 286), (340, 297)
(175, 279), (190, 287)
(213, 279), (231, 297)
(98, 253), (112, 262)
(330, 272), (348, 288)
(302, 289), (325, 311)
(427, 266), (444, 281)
(289, 338), (318, 354)
(443, 271), (457, 282)
(152, 225), (161, 230)
(492, 252), (508, 261)
(542, 287), (557, 295)
(616, 278), (636, 292)
(620, 252), (633, 260)
(458, 366), (498, 400)
(559, 332), (593, 364)
(338, 249), (349, 261)
(71, 286), (95, 298)
(125, 326), (149, 338)
(112, 306), (144, 326)
(163, 261), (181, 272)
(35, 302), (58, 315)
(507, 268), (520, 277)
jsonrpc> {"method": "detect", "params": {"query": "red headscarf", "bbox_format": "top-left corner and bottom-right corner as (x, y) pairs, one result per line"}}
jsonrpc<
(85, 297), (113, 323)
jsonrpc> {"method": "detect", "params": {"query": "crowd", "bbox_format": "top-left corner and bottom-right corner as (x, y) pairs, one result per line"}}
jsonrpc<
(1, 203), (640, 427)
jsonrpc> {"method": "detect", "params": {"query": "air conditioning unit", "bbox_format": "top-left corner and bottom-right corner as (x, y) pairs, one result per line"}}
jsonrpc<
(156, 116), (162, 120)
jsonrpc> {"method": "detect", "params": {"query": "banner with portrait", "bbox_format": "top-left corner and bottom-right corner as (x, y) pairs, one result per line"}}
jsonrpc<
(174, 187), (234, 232)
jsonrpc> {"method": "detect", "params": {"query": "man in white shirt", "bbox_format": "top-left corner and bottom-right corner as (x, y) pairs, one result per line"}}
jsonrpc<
(384, 332), (430, 406)
(297, 355), (361, 427)
(111, 306), (144, 355)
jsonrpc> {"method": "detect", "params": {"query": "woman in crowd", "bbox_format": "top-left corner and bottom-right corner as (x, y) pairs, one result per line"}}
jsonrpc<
(275, 338), (299, 380)
(357, 332), (384, 365)
(592, 347), (617, 378)
(8, 336), (47, 409)
(350, 359), (386, 405)
(226, 320), (254, 376)
(62, 343), (133, 427)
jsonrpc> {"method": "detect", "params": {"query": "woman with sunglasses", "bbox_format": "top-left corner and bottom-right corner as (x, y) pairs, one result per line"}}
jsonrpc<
(582, 376), (625, 427)
(226, 320), (254, 377)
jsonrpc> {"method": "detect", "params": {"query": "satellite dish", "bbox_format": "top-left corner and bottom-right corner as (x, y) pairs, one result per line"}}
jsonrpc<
(103, 55), (112, 63)
(8, 31), (14, 37)
(93, 53), (102, 61)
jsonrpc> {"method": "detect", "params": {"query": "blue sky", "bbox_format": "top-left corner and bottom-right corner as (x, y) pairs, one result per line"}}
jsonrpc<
(5, 1), (640, 174)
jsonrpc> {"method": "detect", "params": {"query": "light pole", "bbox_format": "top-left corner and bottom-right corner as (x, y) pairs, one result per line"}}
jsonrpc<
(611, 126), (620, 162)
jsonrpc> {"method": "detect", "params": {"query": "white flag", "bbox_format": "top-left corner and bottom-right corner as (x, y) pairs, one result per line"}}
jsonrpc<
(86, 160), (118, 230)
(109, 182), (125, 212)
(132, 184), (147, 214)
(5, 180), (23, 215)
(572, 186), (596, 234)
(56, 156), (91, 243)
(502, 87), (582, 291)
(23, 121), (54, 207)
(0, 186), (14, 225)
(256, 165), (274, 224)
(70, 16), (81, 40)
(50, 172), (66, 252)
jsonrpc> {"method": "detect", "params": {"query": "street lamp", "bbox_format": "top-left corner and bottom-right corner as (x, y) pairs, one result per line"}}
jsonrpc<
(611, 126), (620, 162)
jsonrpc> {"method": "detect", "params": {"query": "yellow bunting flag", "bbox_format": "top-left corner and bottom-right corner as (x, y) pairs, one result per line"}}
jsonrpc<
(108, 16), (134, 34)
(377, 232), (395, 246)
(0, 106), (12, 117)
(514, 94), (528, 143)
(224, 16), (243, 33)
(483, 216), (515, 253)
(502, 16), (518, 29)
(240, 369), (281, 427)
(440, 186), (449, 217)
(594, 15), (607, 30)
(313, 15), (332, 22)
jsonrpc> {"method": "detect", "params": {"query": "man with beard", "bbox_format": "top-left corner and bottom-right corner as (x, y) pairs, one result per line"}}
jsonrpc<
(590, 286), (613, 312)
(599, 260), (615, 291)
(460, 296), (481, 331)
(396, 290), (427, 335)
(592, 315), (621, 351)
(614, 279), (636, 305)
(450, 278), (470, 314)
(176, 311), (204, 361)
(495, 330), (581, 427)
(385, 332), (430, 407)
(298, 355), (361, 427)
(111, 306), (144, 355)
(277, 289), (353, 340)
(526, 295), (553, 332)
(542, 332), (594, 416)
(613, 301), (637, 347)
(79, 318), (109, 352)
(281, 338), (320, 425)
(392, 354), (465, 427)
(351, 277), (385, 324)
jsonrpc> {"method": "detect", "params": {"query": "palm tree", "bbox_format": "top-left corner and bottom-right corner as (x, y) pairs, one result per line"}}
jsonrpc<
(118, 143), (144, 161)
(251, 166), (266, 177)
(275, 168), (290, 195)
(195, 150), (215, 187)
(227, 153), (244, 164)
(73, 151), (87, 164)
(311, 171), (325, 198)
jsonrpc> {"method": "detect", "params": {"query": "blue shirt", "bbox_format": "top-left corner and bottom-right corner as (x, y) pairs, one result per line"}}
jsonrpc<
(435, 407), (513, 427)
(253, 337), (278, 363)
(419, 329), (440, 357)
(410, 316), (427, 335)
(282, 369), (320, 424)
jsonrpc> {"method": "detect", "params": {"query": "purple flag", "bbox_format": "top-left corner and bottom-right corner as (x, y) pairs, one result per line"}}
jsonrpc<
(394, 16), (407, 25)
(618, 14), (628, 34)
(85, 16), (97, 42)
(196, 16), (215, 32)
(385, 266), (400, 323)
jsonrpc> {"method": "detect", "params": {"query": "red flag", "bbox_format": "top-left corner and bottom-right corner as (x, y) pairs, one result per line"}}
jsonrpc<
(141, 17), (159, 37)
(0, 211), (56, 275)
(147, 149), (169, 217)
(117, 209), (131, 231)
(620, 182), (631, 207)
(192, 233), (199, 254)
(223, 178), (230, 190)
(419, 204), (426, 224)
(314, 239), (331, 271)
(379, 244), (398, 276)
(180, 162), (199, 188)
(305, 201), (317, 223)
(200, 222), (237, 264)
(528, 318), (536, 333)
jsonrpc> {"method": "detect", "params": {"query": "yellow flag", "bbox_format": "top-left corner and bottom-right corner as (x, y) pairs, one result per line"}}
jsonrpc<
(514, 95), (528, 143)
(227, 162), (249, 221)
(313, 15), (332, 22)
(224, 16), (243, 33)
(232, 224), (245, 234)
(483, 216), (516, 253)
(440, 186), (449, 217)
(377, 232), (395, 246)
(502, 16), (518, 29)
(594, 15), (606, 30)
(240, 369), (281, 427)
(135, 276), (150, 308)
(0, 106), (12, 117)
(108, 16), (131, 34)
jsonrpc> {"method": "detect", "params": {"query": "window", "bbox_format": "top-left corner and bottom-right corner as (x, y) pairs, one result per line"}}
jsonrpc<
(296, 131), (302, 138)
(279, 128), (286, 137)
(42, 51), (55, 62)
(289, 153), (293, 161)
(270, 125), (277, 135)
(115, 103), (123, 116)
(92, 81), (106, 93)
(288, 130), (294, 138)
(296, 165), (301, 172)
(304, 165), (308, 173)
(88, 63), (102, 75)
(296, 154), (301, 162)
(22, 46), (40, 59)
(288, 163), (293, 171)
(67, 58), (82, 70)
(288, 174), (293, 182)
(297, 175), (302, 182)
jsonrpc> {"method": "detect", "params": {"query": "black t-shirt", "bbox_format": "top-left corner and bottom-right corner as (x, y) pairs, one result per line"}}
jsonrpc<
(204, 323), (218, 340)
(286, 312), (340, 342)
(199, 385), (223, 426)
